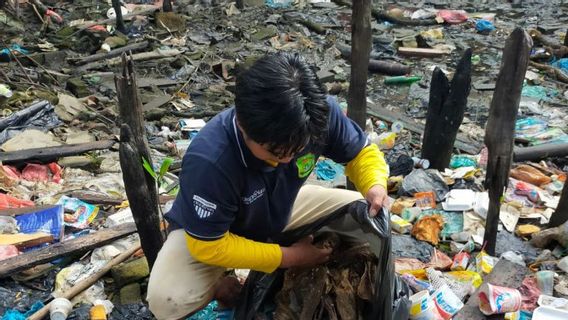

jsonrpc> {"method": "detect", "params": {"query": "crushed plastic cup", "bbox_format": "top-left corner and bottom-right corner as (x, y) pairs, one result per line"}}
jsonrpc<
(432, 284), (464, 319)
(478, 283), (522, 315)
(409, 290), (441, 320)
(50, 297), (73, 320)
(536, 270), (555, 296)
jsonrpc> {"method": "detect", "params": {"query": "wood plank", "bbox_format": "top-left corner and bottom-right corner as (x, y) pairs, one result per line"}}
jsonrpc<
(366, 105), (482, 154)
(0, 233), (53, 249)
(0, 222), (137, 277)
(513, 142), (568, 162)
(0, 140), (116, 164)
(68, 41), (149, 66)
(454, 259), (529, 320)
(398, 47), (448, 58)
(0, 140), (116, 163)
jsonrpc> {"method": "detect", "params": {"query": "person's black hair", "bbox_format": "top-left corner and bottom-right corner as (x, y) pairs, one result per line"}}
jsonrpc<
(235, 52), (329, 158)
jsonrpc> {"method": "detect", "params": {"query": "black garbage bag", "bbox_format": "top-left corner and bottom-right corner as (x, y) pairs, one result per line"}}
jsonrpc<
(0, 100), (62, 144)
(235, 201), (410, 320)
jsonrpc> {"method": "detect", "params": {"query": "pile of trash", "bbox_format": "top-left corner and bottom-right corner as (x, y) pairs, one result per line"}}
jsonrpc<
(1, 0), (568, 319)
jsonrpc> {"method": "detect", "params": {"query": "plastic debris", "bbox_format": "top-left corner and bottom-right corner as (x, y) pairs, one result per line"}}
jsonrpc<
(412, 215), (444, 245)
(476, 19), (495, 33)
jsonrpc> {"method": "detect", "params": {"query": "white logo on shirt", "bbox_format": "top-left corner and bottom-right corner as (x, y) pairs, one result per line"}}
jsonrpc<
(193, 195), (217, 219)
(242, 188), (265, 205)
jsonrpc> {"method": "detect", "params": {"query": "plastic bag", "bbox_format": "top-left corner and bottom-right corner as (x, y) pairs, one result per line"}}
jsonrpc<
(476, 19), (495, 33)
(235, 203), (410, 320)
(399, 169), (449, 202)
(0, 100), (62, 145)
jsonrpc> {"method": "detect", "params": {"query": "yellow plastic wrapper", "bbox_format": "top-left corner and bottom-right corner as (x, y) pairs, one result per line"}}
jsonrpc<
(398, 268), (428, 280)
(446, 271), (483, 288)
(475, 250), (496, 274)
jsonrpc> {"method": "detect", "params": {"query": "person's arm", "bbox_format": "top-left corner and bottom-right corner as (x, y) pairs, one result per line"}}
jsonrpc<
(345, 143), (388, 194)
(345, 144), (389, 216)
(186, 233), (331, 273)
(322, 96), (389, 215)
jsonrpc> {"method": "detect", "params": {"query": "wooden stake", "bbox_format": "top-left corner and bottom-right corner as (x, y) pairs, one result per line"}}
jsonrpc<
(115, 53), (164, 269)
(482, 28), (532, 255)
(421, 49), (472, 170)
(346, 0), (372, 129)
(163, 0), (173, 12)
(236, 0), (244, 9)
(549, 183), (568, 227)
(111, 0), (126, 33)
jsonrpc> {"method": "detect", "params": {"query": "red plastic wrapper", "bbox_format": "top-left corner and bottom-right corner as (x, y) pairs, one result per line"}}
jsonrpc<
(0, 245), (19, 261)
(518, 276), (541, 311)
(437, 10), (469, 24)
(21, 164), (50, 182)
(0, 193), (34, 210)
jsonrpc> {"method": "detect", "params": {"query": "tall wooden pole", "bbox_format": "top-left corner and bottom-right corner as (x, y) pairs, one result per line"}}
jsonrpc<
(421, 49), (472, 170)
(483, 28), (532, 255)
(347, 0), (372, 130)
(111, 0), (126, 33)
(346, 0), (371, 191)
(163, 0), (173, 12)
(115, 54), (164, 269)
(549, 183), (568, 227)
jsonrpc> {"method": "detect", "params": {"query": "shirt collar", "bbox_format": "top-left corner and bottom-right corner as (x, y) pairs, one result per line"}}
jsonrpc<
(232, 115), (276, 171)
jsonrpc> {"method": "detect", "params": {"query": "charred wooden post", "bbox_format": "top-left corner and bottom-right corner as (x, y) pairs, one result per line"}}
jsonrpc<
(549, 183), (568, 227)
(346, 0), (371, 191)
(111, 0), (126, 33)
(236, 0), (244, 9)
(483, 28), (532, 255)
(421, 49), (472, 170)
(347, 0), (372, 129)
(115, 53), (164, 269)
(163, 0), (173, 12)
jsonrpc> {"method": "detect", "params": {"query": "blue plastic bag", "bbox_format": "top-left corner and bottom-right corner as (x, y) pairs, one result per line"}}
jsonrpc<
(475, 20), (495, 33)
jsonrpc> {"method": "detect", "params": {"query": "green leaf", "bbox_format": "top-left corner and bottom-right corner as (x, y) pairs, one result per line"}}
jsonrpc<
(142, 157), (158, 180)
(159, 157), (174, 179)
(168, 185), (180, 196)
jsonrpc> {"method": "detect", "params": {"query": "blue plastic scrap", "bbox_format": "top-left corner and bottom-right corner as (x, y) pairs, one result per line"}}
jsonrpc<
(521, 84), (558, 101)
(1, 301), (44, 320)
(0, 45), (29, 62)
(315, 159), (345, 181)
(187, 300), (218, 320)
(552, 58), (568, 73)
(475, 19), (495, 33)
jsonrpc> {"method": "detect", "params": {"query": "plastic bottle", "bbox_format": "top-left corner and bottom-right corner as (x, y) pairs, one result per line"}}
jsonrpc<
(384, 76), (422, 85)
(50, 298), (73, 320)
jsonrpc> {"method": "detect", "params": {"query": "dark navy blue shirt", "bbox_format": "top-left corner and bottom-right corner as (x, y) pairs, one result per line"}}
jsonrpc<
(165, 96), (368, 242)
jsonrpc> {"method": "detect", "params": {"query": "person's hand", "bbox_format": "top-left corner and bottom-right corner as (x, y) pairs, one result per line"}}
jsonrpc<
(365, 184), (388, 217)
(280, 235), (332, 268)
(214, 276), (242, 308)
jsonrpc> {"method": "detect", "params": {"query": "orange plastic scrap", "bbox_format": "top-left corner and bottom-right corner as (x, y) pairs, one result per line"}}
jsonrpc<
(510, 164), (551, 187)
(411, 214), (444, 245)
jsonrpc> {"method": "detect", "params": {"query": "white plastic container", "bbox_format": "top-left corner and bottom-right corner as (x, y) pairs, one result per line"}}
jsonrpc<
(50, 298), (73, 320)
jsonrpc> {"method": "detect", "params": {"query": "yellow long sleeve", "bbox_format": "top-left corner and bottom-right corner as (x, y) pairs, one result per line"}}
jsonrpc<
(345, 144), (389, 195)
(185, 232), (282, 273)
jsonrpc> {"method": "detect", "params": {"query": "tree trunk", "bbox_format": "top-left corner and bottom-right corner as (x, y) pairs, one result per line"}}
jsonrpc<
(115, 53), (164, 269)
(483, 28), (532, 255)
(421, 49), (472, 170)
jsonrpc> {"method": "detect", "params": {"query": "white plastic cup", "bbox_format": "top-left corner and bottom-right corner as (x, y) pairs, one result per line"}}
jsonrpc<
(432, 284), (464, 320)
(478, 283), (522, 315)
(50, 298), (73, 320)
(409, 290), (441, 320)
(536, 270), (555, 296)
